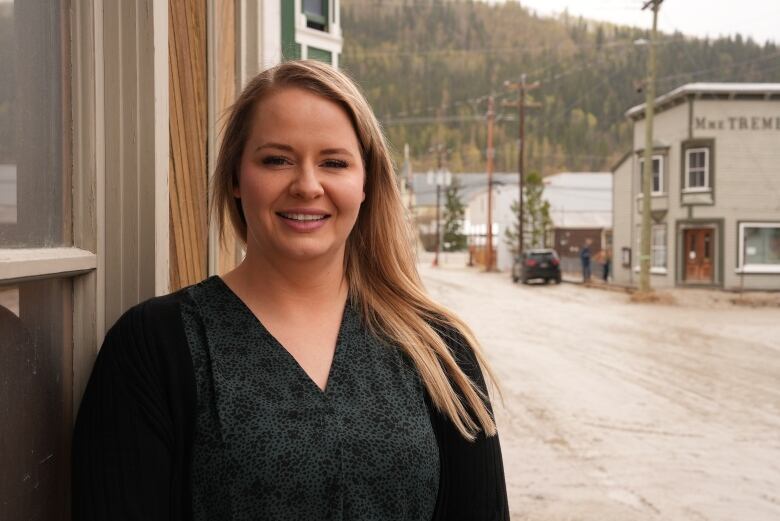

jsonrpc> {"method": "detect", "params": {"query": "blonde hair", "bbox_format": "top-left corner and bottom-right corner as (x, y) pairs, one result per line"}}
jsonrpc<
(211, 60), (498, 440)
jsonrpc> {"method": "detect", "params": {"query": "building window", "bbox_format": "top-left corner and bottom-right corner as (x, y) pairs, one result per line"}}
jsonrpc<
(685, 148), (710, 190)
(739, 223), (780, 273)
(652, 225), (667, 269)
(303, 0), (328, 31)
(639, 155), (664, 194)
(634, 224), (667, 272)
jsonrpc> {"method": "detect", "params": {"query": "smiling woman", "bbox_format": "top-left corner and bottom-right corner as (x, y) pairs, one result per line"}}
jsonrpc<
(72, 60), (509, 521)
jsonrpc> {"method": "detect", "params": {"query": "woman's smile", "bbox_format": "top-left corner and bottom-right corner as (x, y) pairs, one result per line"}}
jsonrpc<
(276, 209), (332, 232)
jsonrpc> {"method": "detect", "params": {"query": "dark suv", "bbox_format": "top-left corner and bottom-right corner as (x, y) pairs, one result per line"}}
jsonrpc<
(512, 249), (562, 284)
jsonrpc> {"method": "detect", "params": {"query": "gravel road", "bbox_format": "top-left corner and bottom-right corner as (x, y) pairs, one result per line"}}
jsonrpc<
(420, 260), (780, 521)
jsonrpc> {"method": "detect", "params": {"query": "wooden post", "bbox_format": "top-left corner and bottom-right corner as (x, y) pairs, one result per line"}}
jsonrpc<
(485, 96), (496, 271)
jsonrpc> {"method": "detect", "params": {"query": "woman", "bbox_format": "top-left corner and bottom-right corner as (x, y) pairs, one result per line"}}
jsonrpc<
(73, 60), (509, 521)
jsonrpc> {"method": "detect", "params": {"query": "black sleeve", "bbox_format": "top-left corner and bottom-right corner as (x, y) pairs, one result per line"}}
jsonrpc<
(72, 295), (195, 521)
(428, 325), (510, 521)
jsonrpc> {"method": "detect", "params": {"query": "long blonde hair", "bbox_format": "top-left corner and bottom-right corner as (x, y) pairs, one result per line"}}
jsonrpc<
(211, 60), (498, 440)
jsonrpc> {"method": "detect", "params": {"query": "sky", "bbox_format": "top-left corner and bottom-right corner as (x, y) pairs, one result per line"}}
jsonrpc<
(490, 0), (779, 45)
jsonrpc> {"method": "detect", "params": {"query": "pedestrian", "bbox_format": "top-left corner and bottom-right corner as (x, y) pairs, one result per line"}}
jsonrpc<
(580, 238), (592, 282)
(602, 247), (612, 283)
(72, 60), (509, 521)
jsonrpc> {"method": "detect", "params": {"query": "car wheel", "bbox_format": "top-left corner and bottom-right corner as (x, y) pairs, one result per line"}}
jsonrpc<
(543, 278), (550, 284)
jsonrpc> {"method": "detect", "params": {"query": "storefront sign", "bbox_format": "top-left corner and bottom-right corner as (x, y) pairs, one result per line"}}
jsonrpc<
(694, 116), (780, 131)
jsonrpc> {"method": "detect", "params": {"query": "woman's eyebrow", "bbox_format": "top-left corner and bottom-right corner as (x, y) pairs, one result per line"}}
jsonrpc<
(320, 148), (355, 157)
(255, 142), (294, 152)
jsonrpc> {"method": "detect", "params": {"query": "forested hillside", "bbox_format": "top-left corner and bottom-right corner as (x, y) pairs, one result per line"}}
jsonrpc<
(340, 0), (780, 175)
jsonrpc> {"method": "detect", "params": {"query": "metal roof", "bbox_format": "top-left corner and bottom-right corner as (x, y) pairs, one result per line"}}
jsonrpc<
(542, 172), (613, 229)
(627, 82), (780, 120)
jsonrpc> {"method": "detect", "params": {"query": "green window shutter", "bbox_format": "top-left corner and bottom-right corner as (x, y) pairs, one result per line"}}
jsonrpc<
(281, 0), (300, 60)
(307, 47), (332, 64)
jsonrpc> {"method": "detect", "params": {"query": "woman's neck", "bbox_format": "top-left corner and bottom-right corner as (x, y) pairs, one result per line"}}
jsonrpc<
(222, 249), (349, 316)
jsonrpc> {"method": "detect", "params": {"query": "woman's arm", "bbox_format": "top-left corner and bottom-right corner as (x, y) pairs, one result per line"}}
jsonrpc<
(72, 295), (195, 521)
(429, 325), (510, 521)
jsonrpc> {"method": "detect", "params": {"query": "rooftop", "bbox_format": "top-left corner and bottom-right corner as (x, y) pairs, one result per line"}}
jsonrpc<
(627, 83), (780, 120)
(543, 172), (613, 229)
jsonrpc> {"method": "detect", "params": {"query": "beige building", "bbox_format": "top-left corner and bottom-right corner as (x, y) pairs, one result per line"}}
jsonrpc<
(612, 83), (780, 290)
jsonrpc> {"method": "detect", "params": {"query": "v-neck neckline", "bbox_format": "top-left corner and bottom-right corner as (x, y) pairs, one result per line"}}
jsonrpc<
(211, 275), (351, 397)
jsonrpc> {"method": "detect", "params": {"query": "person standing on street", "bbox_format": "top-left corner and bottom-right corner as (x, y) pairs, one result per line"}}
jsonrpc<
(602, 247), (612, 283)
(580, 239), (592, 283)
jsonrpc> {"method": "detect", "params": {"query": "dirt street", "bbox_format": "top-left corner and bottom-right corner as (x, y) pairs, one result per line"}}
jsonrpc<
(419, 259), (780, 521)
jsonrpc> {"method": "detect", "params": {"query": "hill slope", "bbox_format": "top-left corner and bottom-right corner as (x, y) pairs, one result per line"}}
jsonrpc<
(340, 0), (780, 175)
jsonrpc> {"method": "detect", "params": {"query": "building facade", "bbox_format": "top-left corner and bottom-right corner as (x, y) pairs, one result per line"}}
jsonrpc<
(612, 83), (780, 291)
(0, 1), (341, 518)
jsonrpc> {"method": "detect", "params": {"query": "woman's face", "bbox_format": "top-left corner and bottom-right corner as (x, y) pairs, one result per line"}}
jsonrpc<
(235, 87), (365, 266)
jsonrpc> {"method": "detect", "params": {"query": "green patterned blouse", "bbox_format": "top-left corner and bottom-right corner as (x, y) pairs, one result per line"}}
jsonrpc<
(180, 276), (440, 521)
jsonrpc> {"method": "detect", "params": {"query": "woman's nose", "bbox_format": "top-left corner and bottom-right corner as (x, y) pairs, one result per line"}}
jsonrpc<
(289, 162), (325, 199)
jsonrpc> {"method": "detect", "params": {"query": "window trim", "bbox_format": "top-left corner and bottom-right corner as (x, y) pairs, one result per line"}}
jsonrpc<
(683, 147), (711, 192)
(736, 221), (780, 274)
(638, 154), (665, 195)
(0, 248), (97, 284)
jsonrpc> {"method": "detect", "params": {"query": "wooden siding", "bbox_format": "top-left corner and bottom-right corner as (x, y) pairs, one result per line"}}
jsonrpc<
(169, 0), (208, 290)
(215, 0), (242, 275)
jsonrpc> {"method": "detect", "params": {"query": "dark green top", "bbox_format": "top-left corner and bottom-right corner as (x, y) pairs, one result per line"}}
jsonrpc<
(180, 276), (439, 521)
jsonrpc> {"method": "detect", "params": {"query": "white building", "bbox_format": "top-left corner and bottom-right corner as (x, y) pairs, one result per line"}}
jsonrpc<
(464, 172), (613, 271)
(612, 83), (780, 290)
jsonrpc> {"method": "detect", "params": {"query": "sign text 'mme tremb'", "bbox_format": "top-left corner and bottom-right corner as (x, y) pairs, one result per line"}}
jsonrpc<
(695, 116), (780, 131)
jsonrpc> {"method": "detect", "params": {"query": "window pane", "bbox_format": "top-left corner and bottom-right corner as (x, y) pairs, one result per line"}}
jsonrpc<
(303, 0), (325, 16)
(651, 226), (666, 268)
(744, 227), (780, 265)
(0, 1), (69, 247)
(639, 157), (662, 193)
(0, 277), (72, 520)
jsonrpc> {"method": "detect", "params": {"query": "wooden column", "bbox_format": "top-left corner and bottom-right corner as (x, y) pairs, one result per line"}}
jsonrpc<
(169, 0), (208, 290)
(214, 0), (241, 275)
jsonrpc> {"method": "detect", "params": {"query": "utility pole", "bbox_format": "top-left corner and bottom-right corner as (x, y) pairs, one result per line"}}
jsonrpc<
(639, 0), (662, 294)
(429, 144), (450, 267)
(504, 75), (540, 257)
(485, 96), (496, 271)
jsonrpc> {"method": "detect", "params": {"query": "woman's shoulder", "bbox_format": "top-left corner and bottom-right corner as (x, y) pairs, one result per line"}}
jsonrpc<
(97, 285), (198, 384)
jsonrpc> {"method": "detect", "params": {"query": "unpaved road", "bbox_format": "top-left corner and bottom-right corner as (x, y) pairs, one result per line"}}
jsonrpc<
(419, 262), (780, 521)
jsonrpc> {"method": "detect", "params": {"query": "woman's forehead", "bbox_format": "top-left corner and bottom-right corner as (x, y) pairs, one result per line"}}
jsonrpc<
(246, 88), (362, 150)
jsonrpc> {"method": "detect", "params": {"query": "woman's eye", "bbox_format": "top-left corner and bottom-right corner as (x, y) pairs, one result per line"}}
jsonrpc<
(322, 159), (348, 169)
(261, 156), (291, 166)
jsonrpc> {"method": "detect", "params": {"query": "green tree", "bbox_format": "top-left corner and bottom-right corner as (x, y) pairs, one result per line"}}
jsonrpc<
(442, 176), (467, 251)
(504, 172), (553, 254)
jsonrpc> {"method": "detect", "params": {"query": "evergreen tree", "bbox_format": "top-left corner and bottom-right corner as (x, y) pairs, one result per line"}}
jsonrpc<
(442, 176), (467, 251)
(504, 172), (553, 254)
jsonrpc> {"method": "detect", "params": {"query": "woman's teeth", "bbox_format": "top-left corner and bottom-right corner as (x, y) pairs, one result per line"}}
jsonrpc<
(280, 213), (327, 221)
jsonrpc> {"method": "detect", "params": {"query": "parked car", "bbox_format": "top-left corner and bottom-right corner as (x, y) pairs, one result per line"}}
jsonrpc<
(512, 249), (562, 284)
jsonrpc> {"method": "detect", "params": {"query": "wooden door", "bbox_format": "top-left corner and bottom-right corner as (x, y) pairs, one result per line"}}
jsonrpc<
(684, 228), (714, 283)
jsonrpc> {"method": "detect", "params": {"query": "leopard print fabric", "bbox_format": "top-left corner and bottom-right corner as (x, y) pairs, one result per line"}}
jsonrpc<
(181, 276), (439, 521)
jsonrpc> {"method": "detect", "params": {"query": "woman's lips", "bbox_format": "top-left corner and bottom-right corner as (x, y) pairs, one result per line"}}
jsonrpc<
(276, 211), (331, 232)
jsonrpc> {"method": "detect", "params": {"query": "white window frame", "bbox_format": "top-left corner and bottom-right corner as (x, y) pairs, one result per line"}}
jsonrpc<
(737, 222), (780, 274)
(633, 224), (667, 274)
(638, 155), (664, 195)
(683, 147), (710, 192)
